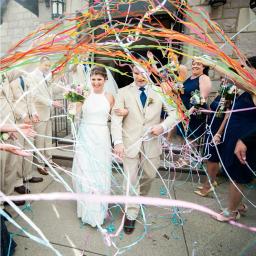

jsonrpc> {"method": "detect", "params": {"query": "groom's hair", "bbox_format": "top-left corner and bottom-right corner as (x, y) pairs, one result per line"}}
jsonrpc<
(40, 56), (50, 63)
(90, 66), (108, 79)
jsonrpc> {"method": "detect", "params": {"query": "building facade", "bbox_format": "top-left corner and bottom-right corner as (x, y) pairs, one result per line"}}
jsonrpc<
(186, 0), (256, 89)
(0, 0), (255, 70)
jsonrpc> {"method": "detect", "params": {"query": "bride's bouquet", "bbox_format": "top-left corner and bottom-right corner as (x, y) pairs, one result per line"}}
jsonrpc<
(64, 84), (89, 117)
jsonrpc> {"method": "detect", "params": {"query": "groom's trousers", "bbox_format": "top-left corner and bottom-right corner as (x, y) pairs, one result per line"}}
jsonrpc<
(123, 153), (160, 220)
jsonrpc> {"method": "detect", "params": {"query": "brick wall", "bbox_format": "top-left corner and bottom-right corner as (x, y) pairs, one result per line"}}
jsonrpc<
(1, 1), (255, 63)
(0, 0), (51, 56)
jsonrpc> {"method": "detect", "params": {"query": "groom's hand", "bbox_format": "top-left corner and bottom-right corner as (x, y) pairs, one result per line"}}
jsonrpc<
(114, 143), (125, 160)
(151, 124), (164, 136)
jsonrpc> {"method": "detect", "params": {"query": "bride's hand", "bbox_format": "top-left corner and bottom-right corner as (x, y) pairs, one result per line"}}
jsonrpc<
(114, 143), (125, 160)
(114, 108), (129, 117)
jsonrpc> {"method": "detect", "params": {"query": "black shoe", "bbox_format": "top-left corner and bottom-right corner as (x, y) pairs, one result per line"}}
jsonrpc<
(4, 200), (26, 206)
(24, 177), (43, 183)
(123, 217), (136, 235)
(45, 161), (54, 167)
(14, 185), (31, 194)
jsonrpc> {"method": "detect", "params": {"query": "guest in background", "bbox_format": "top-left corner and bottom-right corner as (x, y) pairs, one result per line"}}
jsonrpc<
(194, 77), (239, 197)
(215, 56), (256, 221)
(30, 56), (62, 175)
(176, 57), (212, 166)
(10, 74), (43, 195)
(0, 123), (34, 256)
(0, 70), (26, 206)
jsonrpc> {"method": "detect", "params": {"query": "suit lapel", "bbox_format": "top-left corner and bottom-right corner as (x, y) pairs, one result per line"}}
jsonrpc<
(131, 83), (144, 114)
(144, 86), (154, 115)
(23, 78), (31, 114)
(38, 70), (51, 98)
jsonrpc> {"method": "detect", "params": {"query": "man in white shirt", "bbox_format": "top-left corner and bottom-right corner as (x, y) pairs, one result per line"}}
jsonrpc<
(10, 75), (44, 194)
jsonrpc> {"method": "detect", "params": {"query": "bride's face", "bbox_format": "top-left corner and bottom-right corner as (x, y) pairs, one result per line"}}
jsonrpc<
(91, 74), (105, 93)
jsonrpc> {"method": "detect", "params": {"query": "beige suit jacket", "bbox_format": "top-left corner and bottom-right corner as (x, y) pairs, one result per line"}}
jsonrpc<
(0, 79), (15, 124)
(29, 69), (53, 121)
(111, 82), (177, 158)
(10, 76), (37, 121)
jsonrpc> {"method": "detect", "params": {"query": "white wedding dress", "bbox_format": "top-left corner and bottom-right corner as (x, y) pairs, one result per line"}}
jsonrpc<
(72, 91), (112, 227)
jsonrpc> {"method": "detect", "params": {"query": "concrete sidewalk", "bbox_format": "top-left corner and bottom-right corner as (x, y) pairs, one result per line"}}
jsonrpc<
(5, 166), (256, 256)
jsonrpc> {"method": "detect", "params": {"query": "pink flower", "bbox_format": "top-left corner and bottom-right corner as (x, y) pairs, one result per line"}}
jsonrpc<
(76, 85), (82, 94)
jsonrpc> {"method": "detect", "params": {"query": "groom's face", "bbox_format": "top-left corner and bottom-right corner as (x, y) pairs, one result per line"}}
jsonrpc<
(132, 66), (148, 87)
(39, 60), (51, 75)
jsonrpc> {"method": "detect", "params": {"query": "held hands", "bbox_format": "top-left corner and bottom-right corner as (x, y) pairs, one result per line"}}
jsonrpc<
(234, 139), (247, 165)
(114, 108), (129, 117)
(114, 143), (125, 160)
(52, 100), (63, 108)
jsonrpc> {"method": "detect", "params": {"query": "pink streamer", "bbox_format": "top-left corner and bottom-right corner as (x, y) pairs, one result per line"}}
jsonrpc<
(1, 192), (256, 233)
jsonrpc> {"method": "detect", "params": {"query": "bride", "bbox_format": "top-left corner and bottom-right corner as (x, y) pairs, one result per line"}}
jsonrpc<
(72, 66), (116, 227)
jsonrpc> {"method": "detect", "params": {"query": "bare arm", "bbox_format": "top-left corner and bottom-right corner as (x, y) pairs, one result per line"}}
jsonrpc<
(216, 112), (230, 136)
(212, 112), (230, 144)
(199, 75), (212, 100)
(111, 90), (125, 159)
(106, 93), (115, 110)
(0, 143), (32, 157)
(178, 65), (188, 82)
(147, 51), (160, 74)
(111, 90), (125, 144)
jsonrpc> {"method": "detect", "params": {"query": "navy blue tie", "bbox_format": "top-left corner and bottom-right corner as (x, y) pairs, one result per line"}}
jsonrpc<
(19, 76), (25, 91)
(139, 87), (147, 108)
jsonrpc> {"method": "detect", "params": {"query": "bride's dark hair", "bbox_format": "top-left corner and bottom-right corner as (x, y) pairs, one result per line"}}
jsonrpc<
(90, 66), (108, 79)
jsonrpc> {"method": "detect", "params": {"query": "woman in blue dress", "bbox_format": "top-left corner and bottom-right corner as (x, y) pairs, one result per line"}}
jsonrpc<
(195, 78), (239, 197)
(176, 58), (212, 166)
(177, 58), (212, 139)
(216, 91), (256, 221)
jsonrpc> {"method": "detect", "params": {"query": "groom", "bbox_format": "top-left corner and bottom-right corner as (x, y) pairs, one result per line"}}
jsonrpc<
(111, 65), (177, 234)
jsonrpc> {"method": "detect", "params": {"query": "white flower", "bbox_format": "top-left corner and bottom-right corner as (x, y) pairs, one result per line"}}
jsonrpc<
(0, 133), (10, 141)
(227, 85), (236, 95)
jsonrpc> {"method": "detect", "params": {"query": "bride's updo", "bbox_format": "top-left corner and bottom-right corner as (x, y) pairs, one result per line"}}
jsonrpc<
(90, 66), (108, 80)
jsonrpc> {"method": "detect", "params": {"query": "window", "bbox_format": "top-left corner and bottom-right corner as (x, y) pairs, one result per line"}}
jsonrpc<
(52, 0), (65, 19)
